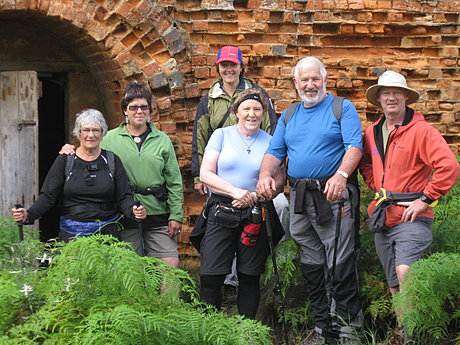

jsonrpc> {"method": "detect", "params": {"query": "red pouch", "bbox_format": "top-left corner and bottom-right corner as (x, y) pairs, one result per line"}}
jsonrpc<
(240, 223), (262, 246)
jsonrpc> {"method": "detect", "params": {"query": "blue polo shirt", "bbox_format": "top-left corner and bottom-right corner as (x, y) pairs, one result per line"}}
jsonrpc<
(266, 94), (362, 179)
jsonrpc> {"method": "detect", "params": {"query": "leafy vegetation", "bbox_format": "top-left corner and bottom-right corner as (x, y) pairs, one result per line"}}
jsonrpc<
(1, 167), (458, 345)
(394, 252), (460, 343)
(0, 224), (272, 345)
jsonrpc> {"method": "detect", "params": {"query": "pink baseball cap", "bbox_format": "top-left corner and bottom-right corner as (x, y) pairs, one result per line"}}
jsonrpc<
(215, 46), (243, 65)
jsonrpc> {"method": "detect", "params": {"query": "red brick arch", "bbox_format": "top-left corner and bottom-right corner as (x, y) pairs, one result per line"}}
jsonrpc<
(0, 0), (192, 129)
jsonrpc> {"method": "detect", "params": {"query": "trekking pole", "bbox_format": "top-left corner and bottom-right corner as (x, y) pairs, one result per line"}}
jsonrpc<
(261, 200), (289, 345)
(134, 201), (143, 235)
(327, 200), (344, 343)
(14, 204), (24, 242)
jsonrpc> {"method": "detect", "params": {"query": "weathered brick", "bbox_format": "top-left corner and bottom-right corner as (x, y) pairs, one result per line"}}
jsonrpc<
(159, 121), (177, 133)
(356, 12), (373, 22)
(369, 24), (384, 34)
(185, 83), (200, 98)
(149, 72), (169, 89)
(254, 44), (271, 55)
(272, 45), (286, 55)
(258, 78), (275, 88)
(142, 62), (159, 78)
(387, 12), (403, 22)
(313, 11), (330, 21)
(355, 24), (370, 34)
(193, 21), (209, 31)
(194, 67), (209, 79)
(433, 13), (447, 23)
(305, 0), (323, 10)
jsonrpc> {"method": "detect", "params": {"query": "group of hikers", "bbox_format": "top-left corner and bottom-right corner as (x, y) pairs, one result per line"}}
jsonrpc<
(11, 46), (459, 345)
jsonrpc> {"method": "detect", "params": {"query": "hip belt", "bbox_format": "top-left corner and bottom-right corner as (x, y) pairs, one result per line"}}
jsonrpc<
(62, 202), (115, 217)
(131, 183), (168, 202)
(369, 188), (423, 233)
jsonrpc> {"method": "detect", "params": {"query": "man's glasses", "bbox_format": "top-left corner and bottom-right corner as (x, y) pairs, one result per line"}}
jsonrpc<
(128, 105), (149, 111)
(80, 128), (102, 135)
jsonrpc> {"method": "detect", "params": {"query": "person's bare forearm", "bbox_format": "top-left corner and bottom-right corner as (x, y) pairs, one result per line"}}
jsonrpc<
(337, 147), (362, 176)
(259, 154), (283, 179)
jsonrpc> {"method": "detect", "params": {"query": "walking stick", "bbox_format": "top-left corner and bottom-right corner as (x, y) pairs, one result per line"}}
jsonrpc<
(134, 201), (143, 234)
(327, 200), (344, 343)
(14, 204), (24, 242)
(261, 200), (289, 345)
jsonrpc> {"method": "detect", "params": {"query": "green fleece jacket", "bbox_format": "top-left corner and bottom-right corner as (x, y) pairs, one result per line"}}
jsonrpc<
(102, 122), (183, 223)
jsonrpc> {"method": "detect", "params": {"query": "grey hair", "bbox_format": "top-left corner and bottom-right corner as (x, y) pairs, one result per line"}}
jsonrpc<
(294, 57), (327, 80)
(72, 109), (108, 138)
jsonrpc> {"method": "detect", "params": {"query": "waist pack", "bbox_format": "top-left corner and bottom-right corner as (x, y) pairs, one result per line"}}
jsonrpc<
(369, 189), (423, 233)
(131, 184), (168, 202)
(214, 202), (251, 228)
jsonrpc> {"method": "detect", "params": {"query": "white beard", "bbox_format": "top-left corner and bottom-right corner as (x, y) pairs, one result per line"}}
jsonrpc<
(298, 85), (327, 106)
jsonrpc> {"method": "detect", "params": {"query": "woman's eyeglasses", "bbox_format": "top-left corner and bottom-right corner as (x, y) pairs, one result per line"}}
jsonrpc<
(128, 105), (149, 111)
(80, 128), (102, 135)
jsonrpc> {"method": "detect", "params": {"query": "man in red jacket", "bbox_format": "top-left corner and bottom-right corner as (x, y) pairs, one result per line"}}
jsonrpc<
(360, 71), (459, 297)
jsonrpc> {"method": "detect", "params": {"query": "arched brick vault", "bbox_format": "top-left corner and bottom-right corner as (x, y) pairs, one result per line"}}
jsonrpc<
(0, 0), (195, 168)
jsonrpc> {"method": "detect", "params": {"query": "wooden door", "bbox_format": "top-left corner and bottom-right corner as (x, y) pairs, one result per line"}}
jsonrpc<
(0, 71), (39, 218)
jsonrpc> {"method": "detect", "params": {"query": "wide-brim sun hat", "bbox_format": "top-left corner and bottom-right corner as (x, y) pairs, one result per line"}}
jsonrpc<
(215, 46), (243, 65)
(366, 70), (420, 108)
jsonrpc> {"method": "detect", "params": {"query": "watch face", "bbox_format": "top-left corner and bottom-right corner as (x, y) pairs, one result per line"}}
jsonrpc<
(421, 195), (427, 202)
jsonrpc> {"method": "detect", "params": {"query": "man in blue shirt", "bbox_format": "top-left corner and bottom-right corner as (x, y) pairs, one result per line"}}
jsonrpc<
(257, 57), (363, 345)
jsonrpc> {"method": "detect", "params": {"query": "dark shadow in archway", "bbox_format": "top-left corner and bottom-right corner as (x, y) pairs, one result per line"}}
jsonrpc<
(37, 73), (66, 241)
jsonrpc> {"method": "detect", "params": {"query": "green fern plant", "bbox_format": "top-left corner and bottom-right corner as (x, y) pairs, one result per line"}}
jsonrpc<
(0, 273), (23, 334)
(1, 234), (273, 345)
(394, 252), (460, 341)
(430, 177), (460, 255)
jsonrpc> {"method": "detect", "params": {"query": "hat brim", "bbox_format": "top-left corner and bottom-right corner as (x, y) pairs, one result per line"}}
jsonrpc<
(216, 57), (242, 65)
(366, 84), (420, 108)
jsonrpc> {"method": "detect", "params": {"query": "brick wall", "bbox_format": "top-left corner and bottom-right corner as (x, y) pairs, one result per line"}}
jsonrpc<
(1, 0), (458, 259)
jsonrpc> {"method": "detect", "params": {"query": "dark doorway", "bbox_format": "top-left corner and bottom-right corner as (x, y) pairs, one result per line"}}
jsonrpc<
(38, 73), (67, 241)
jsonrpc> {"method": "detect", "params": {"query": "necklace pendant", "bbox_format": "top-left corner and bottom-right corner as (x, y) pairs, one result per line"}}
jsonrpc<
(247, 149), (251, 154)
(133, 136), (141, 143)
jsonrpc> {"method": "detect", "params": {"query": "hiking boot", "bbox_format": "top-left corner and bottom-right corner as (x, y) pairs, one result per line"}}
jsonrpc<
(301, 330), (331, 345)
(338, 337), (358, 345)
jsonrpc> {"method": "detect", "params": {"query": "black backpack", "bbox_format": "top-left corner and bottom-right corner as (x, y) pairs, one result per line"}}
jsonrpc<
(284, 96), (344, 126)
(64, 150), (115, 182)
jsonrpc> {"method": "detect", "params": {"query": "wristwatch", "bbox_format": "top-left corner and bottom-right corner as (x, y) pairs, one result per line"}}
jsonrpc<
(420, 193), (435, 205)
(336, 170), (349, 179)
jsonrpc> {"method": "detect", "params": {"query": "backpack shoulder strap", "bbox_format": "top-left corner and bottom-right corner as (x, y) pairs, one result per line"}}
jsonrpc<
(65, 155), (76, 181)
(332, 96), (344, 123)
(101, 150), (116, 181)
(216, 103), (234, 130)
(284, 102), (300, 126)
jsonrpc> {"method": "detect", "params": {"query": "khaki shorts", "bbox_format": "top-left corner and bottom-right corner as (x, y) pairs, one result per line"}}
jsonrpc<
(120, 225), (178, 258)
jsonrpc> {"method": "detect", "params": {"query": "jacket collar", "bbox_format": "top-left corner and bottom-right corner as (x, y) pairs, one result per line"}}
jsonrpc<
(374, 107), (417, 160)
(209, 77), (250, 98)
(117, 121), (159, 138)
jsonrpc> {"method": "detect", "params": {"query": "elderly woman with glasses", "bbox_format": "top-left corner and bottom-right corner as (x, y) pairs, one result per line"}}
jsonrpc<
(12, 109), (146, 242)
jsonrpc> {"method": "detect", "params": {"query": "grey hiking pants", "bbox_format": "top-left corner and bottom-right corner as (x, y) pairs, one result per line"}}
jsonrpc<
(290, 183), (362, 338)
